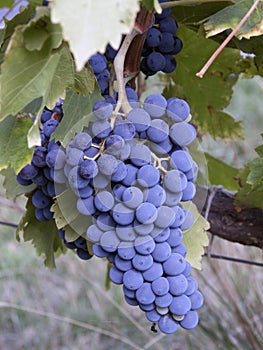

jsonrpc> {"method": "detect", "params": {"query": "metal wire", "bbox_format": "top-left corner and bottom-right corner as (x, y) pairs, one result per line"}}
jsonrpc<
(0, 220), (262, 267)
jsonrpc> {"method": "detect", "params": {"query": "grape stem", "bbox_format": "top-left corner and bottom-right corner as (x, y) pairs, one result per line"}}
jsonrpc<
(161, 0), (231, 7)
(114, 29), (139, 115)
(196, 0), (261, 78)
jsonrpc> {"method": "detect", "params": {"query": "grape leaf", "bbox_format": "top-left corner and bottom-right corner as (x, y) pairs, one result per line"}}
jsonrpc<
(16, 198), (66, 268)
(23, 7), (62, 51)
(141, 0), (161, 12)
(171, 1), (233, 27)
(51, 189), (92, 241)
(204, 0), (263, 40)
(50, 0), (140, 70)
(53, 89), (101, 145)
(205, 153), (239, 191)
(235, 160), (263, 210)
(0, 28), (62, 121)
(163, 26), (245, 139)
(182, 202), (210, 270)
(0, 115), (33, 172)
(0, 167), (36, 199)
(0, 0), (13, 7)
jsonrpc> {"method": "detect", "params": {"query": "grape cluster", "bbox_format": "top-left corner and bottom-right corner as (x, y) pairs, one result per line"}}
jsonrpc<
(54, 94), (202, 334)
(141, 0), (182, 76)
(16, 102), (64, 221)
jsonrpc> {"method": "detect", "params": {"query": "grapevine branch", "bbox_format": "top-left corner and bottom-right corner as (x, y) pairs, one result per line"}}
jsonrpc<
(200, 187), (263, 249)
(196, 0), (261, 78)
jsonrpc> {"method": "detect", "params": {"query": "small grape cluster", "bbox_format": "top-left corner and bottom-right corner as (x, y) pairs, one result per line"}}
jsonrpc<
(16, 102), (64, 222)
(141, 0), (182, 76)
(52, 94), (202, 334)
(88, 0), (182, 100)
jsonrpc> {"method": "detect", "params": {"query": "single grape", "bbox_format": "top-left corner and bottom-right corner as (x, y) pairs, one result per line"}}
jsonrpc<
(169, 122), (197, 147)
(155, 293), (173, 308)
(152, 242), (172, 262)
(167, 274), (188, 296)
(123, 269), (144, 290)
(147, 52), (166, 72)
(163, 253), (186, 276)
(132, 253), (154, 271)
(152, 277), (170, 296)
(146, 27), (162, 47)
(109, 266), (124, 285)
(137, 164), (160, 188)
(147, 119), (169, 143)
(144, 94), (167, 118)
(134, 235), (156, 255)
(94, 190), (114, 212)
(142, 262), (163, 282)
(136, 282), (156, 304)
(136, 202), (158, 224)
(127, 108), (151, 132)
(100, 230), (120, 252)
(158, 314), (178, 334)
(112, 203), (135, 225)
(122, 186), (144, 209)
(169, 294), (191, 315)
(93, 100), (113, 120)
(179, 310), (199, 330)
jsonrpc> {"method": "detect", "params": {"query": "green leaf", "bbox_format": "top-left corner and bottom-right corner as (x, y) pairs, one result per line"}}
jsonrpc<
(23, 26), (49, 50)
(171, 1), (233, 27)
(0, 115), (33, 172)
(71, 66), (96, 95)
(0, 0), (14, 8)
(0, 27), (62, 121)
(51, 189), (92, 241)
(235, 162), (263, 210)
(51, 0), (140, 70)
(0, 167), (36, 199)
(163, 26), (245, 139)
(53, 89), (101, 145)
(23, 7), (63, 52)
(141, 0), (161, 12)
(247, 157), (263, 187)
(255, 142), (263, 157)
(205, 153), (239, 191)
(16, 197), (66, 268)
(204, 0), (263, 40)
(0, 6), (34, 64)
(182, 202), (209, 270)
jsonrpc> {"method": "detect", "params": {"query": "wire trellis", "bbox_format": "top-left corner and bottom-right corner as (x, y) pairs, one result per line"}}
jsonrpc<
(1, 220), (262, 268)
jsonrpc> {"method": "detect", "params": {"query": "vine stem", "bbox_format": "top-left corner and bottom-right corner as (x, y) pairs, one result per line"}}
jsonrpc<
(113, 29), (139, 114)
(196, 0), (261, 78)
(161, 0), (231, 7)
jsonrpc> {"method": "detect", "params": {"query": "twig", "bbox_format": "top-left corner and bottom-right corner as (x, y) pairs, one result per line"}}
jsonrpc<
(196, 0), (261, 78)
(161, 0), (231, 8)
(114, 29), (139, 114)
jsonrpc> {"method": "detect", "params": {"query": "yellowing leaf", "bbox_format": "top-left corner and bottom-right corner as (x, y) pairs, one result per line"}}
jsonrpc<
(204, 0), (263, 40)
(182, 202), (210, 270)
(51, 0), (140, 70)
